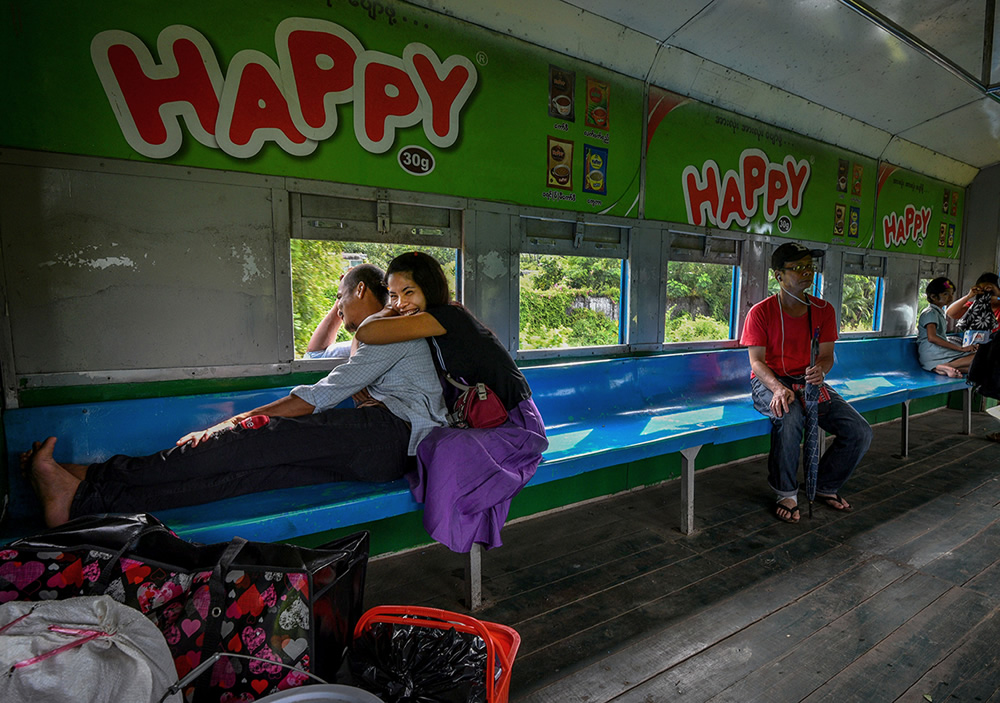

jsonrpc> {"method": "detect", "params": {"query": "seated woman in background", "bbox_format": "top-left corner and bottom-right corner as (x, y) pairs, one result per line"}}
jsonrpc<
(354, 251), (548, 553)
(917, 277), (978, 377)
(946, 271), (1000, 340)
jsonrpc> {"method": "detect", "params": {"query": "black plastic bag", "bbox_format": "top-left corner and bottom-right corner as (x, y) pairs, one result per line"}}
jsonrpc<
(349, 621), (490, 703)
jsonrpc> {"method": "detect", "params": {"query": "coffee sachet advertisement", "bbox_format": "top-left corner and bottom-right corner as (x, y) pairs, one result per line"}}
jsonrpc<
(547, 136), (574, 190)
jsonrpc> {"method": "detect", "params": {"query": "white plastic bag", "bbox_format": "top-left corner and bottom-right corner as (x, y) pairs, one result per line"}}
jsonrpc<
(0, 595), (180, 703)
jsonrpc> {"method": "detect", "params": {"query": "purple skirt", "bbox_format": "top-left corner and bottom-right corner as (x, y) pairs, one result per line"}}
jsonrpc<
(408, 398), (548, 552)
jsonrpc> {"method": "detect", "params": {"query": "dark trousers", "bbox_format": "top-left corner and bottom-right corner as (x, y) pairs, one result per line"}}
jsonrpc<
(70, 406), (414, 517)
(751, 376), (872, 499)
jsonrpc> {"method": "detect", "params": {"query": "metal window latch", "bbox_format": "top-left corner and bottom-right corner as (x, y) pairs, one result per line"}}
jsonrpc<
(376, 190), (390, 234)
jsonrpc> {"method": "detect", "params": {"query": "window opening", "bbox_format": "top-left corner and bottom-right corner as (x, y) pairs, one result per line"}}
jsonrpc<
(291, 241), (458, 358)
(842, 253), (885, 333)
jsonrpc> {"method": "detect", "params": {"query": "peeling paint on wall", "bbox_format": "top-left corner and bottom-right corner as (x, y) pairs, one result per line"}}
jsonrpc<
(38, 244), (137, 270)
(233, 243), (262, 283)
(477, 250), (506, 279)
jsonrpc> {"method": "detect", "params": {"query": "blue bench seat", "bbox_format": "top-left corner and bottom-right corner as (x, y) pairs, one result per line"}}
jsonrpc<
(1, 337), (973, 609)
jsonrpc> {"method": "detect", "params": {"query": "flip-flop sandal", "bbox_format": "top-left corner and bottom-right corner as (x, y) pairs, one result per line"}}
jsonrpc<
(986, 431), (1000, 442)
(816, 493), (852, 512)
(775, 502), (800, 523)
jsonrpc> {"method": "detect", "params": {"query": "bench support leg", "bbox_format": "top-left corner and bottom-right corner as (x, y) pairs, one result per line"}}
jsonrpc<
(680, 445), (701, 536)
(465, 543), (483, 611)
(963, 388), (972, 435)
(900, 399), (910, 457)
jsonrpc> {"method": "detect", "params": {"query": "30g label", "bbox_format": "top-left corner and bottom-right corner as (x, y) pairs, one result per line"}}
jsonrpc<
(398, 145), (435, 176)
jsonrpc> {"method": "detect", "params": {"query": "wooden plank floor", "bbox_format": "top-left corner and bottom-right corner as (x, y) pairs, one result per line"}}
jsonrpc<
(364, 407), (1000, 702)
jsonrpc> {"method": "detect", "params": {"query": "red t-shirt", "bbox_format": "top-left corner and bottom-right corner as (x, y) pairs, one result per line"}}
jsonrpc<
(740, 295), (838, 377)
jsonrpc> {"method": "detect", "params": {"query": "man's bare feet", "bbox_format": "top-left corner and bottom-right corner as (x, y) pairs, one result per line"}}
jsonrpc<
(816, 493), (852, 511)
(933, 364), (963, 378)
(27, 437), (80, 527)
(775, 497), (800, 523)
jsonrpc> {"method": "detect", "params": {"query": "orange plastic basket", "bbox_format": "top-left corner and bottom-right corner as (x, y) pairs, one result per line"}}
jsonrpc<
(352, 605), (521, 703)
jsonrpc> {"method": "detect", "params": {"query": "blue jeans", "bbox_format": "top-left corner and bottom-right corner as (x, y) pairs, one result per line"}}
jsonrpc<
(751, 376), (872, 500)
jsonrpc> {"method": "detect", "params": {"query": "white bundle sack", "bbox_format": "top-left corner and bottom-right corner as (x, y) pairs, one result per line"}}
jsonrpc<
(0, 595), (181, 703)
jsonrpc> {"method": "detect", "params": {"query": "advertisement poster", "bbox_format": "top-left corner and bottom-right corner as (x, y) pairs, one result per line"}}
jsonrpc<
(0, 0), (643, 216)
(874, 163), (963, 258)
(644, 86), (878, 247)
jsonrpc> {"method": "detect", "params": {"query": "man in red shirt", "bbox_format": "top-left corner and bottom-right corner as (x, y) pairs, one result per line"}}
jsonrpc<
(740, 242), (872, 523)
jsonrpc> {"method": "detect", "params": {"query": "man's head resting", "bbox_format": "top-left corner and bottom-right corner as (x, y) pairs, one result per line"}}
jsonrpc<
(338, 264), (388, 333)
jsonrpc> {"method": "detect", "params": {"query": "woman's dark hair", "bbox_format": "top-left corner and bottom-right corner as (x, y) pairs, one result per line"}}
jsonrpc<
(385, 252), (451, 307)
(925, 277), (954, 299)
(976, 272), (1000, 288)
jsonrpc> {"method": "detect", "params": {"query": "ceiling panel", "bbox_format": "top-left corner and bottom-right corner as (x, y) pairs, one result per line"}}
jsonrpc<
(561, 0), (715, 39)
(670, 0), (984, 134)
(897, 96), (1000, 168)
(868, 0), (988, 80)
(413, 0), (997, 178)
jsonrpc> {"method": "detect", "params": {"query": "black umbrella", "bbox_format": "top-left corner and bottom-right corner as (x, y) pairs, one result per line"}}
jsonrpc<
(803, 325), (821, 518)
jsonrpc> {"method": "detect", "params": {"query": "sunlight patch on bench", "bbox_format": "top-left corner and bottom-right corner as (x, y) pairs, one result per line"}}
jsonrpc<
(641, 406), (723, 435)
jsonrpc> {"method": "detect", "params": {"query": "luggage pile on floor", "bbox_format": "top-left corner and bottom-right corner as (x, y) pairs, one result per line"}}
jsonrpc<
(0, 513), (519, 702)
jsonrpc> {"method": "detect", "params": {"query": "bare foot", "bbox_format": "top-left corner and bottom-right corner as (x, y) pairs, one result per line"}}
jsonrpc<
(28, 437), (80, 527)
(816, 493), (852, 511)
(934, 364), (963, 378)
(775, 497), (800, 523)
(19, 441), (42, 477)
(62, 463), (89, 481)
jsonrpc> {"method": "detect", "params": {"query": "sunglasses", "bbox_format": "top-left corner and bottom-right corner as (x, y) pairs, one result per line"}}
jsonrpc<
(782, 263), (816, 273)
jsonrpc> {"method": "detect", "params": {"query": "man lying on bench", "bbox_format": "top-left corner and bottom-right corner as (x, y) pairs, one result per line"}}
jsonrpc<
(22, 264), (448, 528)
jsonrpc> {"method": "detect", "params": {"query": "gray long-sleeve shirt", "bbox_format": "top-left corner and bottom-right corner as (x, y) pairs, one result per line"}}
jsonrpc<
(291, 339), (447, 455)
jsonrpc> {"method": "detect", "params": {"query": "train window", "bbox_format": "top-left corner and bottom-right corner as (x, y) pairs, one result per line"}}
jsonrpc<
(519, 253), (624, 349)
(842, 253), (886, 333)
(917, 260), (952, 325)
(519, 217), (629, 350)
(290, 240), (458, 358)
(291, 191), (460, 358)
(666, 234), (740, 342)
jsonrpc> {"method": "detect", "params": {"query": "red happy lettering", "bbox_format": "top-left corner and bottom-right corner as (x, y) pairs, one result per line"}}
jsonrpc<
(93, 22), (479, 159)
(917, 206), (931, 238)
(406, 45), (477, 148)
(279, 19), (363, 139)
(355, 56), (421, 153)
(92, 28), (223, 158)
(903, 205), (915, 240)
(682, 162), (721, 227)
(216, 52), (314, 158)
(741, 150), (768, 218)
(764, 165), (790, 221)
(784, 158), (810, 214)
(718, 171), (748, 228)
(882, 213), (899, 247)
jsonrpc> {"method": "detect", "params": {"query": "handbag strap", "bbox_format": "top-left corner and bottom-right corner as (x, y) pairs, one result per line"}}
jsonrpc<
(430, 337), (472, 392)
(202, 537), (248, 657)
(92, 520), (170, 594)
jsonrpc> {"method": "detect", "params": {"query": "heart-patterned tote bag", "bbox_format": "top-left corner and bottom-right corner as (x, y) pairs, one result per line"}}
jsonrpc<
(0, 513), (369, 703)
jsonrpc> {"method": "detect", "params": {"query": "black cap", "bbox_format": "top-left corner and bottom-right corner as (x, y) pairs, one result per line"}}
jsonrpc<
(771, 242), (824, 270)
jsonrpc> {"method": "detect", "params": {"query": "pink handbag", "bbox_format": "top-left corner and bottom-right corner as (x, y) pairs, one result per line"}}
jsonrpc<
(445, 375), (508, 429)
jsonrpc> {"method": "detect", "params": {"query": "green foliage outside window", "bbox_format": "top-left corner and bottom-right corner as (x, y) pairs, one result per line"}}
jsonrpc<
(841, 274), (877, 332)
(519, 254), (621, 349)
(664, 261), (734, 343)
